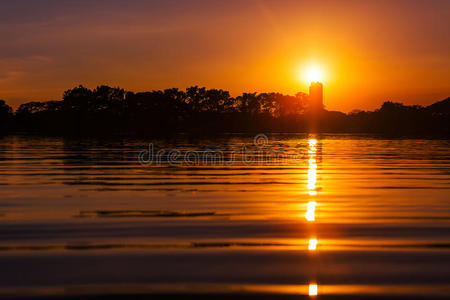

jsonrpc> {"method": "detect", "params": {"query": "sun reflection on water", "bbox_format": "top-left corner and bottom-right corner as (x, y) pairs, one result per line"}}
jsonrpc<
(307, 139), (318, 196)
(305, 201), (316, 221)
(309, 283), (318, 296)
(305, 137), (319, 221)
(308, 238), (317, 251)
(306, 137), (319, 297)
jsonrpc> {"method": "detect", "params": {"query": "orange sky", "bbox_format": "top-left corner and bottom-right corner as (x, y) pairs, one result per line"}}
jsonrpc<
(0, 0), (449, 112)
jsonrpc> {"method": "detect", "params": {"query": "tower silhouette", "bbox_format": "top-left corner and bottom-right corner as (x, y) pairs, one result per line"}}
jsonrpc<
(309, 82), (323, 111)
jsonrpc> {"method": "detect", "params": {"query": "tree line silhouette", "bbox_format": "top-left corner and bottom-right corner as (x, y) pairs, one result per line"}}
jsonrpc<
(1, 85), (449, 136)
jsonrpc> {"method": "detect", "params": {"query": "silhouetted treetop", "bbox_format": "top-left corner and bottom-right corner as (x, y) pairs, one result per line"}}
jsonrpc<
(0, 100), (13, 133)
(427, 97), (450, 115)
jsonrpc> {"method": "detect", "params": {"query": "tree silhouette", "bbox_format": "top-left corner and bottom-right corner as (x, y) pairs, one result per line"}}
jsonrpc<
(1, 85), (448, 136)
(0, 100), (13, 133)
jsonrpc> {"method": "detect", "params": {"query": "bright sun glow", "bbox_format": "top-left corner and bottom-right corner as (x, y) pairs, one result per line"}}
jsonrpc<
(306, 68), (322, 82)
(299, 64), (326, 84)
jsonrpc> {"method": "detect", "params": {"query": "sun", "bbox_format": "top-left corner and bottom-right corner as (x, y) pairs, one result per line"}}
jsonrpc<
(306, 67), (322, 82)
(299, 64), (326, 84)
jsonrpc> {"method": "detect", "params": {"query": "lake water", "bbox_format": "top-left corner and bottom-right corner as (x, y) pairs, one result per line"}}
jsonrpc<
(0, 135), (449, 299)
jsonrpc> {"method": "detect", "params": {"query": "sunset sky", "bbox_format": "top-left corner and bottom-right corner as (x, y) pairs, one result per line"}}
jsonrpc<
(0, 0), (449, 112)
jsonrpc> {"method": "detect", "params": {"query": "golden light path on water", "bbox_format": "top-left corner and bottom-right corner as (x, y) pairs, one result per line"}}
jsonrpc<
(309, 283), (318, 296)
(305, 201), (316, 222)
(308, 238), (318, 251)
(306, 137), (319, 297)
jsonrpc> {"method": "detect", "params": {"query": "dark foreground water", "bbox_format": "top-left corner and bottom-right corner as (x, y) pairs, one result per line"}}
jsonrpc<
(0, 134), (449, 299)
